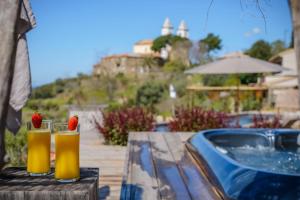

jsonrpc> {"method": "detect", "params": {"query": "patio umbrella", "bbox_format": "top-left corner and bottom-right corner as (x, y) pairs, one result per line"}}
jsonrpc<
(185, 52), (286, 112)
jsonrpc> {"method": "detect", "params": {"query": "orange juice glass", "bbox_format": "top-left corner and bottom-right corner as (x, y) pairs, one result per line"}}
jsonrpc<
(27, 121), (51, 176)
(54, 123), (80, 182)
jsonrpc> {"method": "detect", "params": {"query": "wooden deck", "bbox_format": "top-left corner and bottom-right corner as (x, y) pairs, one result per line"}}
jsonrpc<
(121, 132), (223, 200)
(80, 128), (126, 200)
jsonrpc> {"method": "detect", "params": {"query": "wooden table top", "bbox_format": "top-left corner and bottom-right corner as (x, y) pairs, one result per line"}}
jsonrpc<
(0, 167), (99, 200)
(121, 132), (223, 200)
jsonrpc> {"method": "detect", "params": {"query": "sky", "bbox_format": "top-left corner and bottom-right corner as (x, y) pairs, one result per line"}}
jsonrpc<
(28, 0), (292, 87)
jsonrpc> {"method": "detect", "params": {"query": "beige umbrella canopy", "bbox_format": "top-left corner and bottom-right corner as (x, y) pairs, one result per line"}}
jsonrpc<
(185, 52), (286, 75)
(184, 52), (287, 112)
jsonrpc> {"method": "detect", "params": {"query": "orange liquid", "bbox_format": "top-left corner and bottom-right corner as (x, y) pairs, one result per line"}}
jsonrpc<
(55, 132), (80, 180)
(27, 130), (51, 174)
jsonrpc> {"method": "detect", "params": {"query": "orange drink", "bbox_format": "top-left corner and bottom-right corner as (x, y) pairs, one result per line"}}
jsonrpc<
(54, 123), (80, 182)
(27, 121), (51, 176)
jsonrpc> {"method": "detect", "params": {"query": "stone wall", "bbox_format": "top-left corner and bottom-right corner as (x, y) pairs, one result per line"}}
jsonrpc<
(93, 55), (163, 76)
(68, 105), (106, 132)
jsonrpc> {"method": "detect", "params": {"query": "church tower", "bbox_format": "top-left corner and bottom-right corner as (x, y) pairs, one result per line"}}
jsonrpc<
(161, 17), (173, 36)
(176, 20), (189, 38)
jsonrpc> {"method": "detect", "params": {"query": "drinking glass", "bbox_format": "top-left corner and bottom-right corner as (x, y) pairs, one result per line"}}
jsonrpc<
(54, 123), (80, 183)
(27, 120), (51, 176)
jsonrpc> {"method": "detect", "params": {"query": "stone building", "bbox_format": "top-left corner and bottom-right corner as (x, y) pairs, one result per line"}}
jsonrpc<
(93, 53), (163, 75)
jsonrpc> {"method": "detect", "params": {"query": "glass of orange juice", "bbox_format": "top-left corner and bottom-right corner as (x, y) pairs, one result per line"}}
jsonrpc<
(27, 120), (51, 176)
(54, 123), (80, 183)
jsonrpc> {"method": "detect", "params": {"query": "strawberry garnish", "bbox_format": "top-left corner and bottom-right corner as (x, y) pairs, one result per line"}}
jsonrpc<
(68, 115), (78, 131)
(32, 112), (43, 128)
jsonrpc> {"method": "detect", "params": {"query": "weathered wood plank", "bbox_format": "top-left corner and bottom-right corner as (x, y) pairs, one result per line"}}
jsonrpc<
(177, 132), (195, 142)
(148, 133), (192, 200)
(121, 132), (160, 200)
(0, 167), (98, 200)
(164, 132), (221, 200)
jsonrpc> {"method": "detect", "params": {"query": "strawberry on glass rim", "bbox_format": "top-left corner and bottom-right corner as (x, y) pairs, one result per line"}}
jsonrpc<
(32, 112), (43, 128)
(68, 115), (79, 131)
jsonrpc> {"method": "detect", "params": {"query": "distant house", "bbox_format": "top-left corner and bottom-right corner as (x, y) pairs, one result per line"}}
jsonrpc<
(133, 39), (156, 55)
(264, 48), (299, 110)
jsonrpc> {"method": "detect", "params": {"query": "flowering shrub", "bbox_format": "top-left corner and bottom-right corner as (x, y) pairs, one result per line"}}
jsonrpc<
(97, 107), (155, 145)
(250, 114), (282, 128)
(168, 107), (229, 132)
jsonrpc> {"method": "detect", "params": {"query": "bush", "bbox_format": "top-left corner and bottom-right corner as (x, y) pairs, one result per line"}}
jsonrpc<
(32, 84), (55, 99)
(136, 82), (164, 109)
(202, 75), (228, 86)
(250, 114), (282, 128)
(163, 60), (187, 73)
(5, 127), (27, 167)
(97, 107), (155, 145)
(242, 97), (262, 111)
(169, 107), (229, 132)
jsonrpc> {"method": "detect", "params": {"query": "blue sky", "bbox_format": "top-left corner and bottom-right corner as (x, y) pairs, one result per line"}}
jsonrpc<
(28, 0), (292, 86)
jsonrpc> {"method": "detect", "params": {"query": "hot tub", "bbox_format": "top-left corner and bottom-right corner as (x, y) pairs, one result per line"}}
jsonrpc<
(186, 129), (300, 200)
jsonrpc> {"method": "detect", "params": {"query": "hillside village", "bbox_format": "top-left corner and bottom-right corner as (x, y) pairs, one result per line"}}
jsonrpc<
(93, 18), (190, 76)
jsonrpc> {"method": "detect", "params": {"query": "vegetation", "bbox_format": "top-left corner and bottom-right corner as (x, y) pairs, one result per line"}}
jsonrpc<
(163, 60), (188, 72)
(168, 107), (229, 132)
(5, 128), (27, 167)
(245, 40), (273, 61)
(250, 114), (282, 128)
(151, 34), (189, 52)
(97, 107), (154, 145)
(199, 33), (222, 54)
(136, 82), (164, 111)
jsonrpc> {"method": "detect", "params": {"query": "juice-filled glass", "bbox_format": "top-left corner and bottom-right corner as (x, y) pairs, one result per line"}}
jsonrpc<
(54, 123), (80, 182)
(27, 120), (51, 176)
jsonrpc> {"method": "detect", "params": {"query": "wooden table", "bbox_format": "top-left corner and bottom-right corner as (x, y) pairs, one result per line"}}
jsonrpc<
(121, 132), (223, 200)
(0, 167), (99, 200)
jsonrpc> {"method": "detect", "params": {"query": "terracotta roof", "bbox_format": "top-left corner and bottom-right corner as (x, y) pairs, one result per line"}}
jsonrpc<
(102, 53), (160, 60)
(135, 39), (153, 45)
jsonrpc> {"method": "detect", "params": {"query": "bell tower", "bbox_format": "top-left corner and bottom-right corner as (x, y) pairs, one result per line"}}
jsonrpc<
(161, 17), (173, 36)
(176, 20), (188, 38)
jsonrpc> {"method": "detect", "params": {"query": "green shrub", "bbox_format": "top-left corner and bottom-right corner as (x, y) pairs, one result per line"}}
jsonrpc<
(163, 60), (187, 72)
(136, 82), (164, 109)
(242, 95), (262, 111)
(97, 107), (154, 145)
(202, 75), (228, 86)
(5, 127), (27, 167)
(32, 84), (55, 99)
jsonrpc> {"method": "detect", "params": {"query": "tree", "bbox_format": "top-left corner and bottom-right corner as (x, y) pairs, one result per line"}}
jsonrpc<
(198, 33), (222, 64)
(199, 33), (222, 54)
(271, 40), (286, 56)
(245, 40), (272, 61)
(151, 34), (188, 52)
(136, 82), (164, 110)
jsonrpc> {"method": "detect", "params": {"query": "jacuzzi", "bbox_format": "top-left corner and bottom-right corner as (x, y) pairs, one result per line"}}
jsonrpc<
(186, 129), (300, 200)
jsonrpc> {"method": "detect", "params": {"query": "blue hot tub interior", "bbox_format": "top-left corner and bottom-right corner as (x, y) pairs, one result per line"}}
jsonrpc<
(187, 129), (300, 200)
